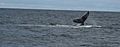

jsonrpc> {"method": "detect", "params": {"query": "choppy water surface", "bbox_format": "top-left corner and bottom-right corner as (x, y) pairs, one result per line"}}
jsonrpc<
(0, 8), (120, 47)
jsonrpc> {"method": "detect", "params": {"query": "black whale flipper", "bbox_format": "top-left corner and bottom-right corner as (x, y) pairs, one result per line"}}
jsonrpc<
(73, 19), (83, 23)
(81, 11), (89, 22)
(73, 11), (89, 25)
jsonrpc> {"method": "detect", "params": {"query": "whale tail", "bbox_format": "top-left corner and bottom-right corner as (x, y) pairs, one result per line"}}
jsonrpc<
(81, 11), (89, 25)
(73, 11), (89, 25)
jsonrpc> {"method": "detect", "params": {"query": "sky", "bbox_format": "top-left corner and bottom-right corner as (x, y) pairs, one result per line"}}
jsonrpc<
(0, 0), (120, 12)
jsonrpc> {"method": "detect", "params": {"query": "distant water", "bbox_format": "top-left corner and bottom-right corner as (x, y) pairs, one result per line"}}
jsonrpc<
(0, 0), (120, 12)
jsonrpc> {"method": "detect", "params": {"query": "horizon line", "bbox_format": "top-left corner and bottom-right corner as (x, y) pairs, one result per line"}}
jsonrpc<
(0, 7), (120, 12)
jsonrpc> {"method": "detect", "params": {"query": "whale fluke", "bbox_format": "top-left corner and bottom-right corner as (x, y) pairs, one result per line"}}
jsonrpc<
(73, 11), (89, 25)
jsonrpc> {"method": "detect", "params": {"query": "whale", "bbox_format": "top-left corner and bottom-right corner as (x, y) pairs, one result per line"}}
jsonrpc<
(73, 11), (89, 25)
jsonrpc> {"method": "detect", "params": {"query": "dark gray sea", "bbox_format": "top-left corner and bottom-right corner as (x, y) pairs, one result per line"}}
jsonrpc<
(0, 8), (120, 47)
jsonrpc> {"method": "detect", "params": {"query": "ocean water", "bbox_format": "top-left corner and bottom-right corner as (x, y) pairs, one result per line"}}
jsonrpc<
(0, 8), (120, 47)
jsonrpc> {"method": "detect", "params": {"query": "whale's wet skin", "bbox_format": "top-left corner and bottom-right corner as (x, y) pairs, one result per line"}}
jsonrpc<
(0, 8), (120, 47)
(73, 11), (89, 25)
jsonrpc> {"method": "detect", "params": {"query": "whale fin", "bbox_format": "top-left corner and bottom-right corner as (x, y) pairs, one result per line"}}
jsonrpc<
(73, 11), (89, 25)
(81, 11), (89, 23)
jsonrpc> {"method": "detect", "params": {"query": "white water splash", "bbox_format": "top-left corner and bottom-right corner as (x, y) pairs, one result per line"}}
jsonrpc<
(17, 24), (102, 28)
